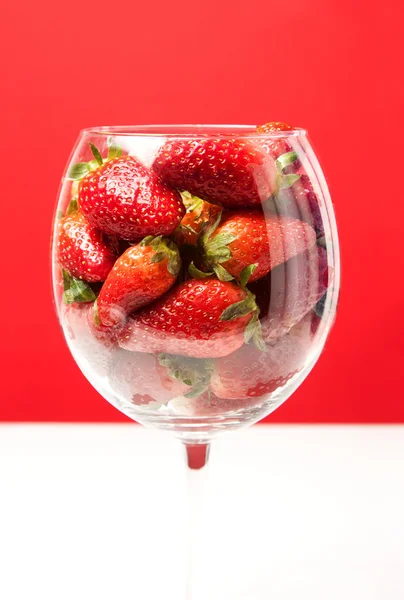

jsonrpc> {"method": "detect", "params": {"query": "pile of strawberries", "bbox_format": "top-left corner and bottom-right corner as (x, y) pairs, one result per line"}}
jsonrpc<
(56, 122), (329, 415)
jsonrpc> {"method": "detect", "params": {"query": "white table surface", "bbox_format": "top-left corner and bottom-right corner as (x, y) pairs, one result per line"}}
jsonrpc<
(0, 424), (403, 600)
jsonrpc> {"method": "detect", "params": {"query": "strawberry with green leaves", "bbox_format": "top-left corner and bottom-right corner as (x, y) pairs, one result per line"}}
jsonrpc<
(97, 236), (181, 327)
(198, 210), (317, 284)
(57, 209), (117, 283)
(172, 191), (221, 247)
(118, 279), (260, 358)
(76, 145), (185, 241)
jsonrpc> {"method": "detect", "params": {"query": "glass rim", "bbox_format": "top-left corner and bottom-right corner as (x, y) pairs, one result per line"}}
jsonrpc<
(80, 124), (307, 138)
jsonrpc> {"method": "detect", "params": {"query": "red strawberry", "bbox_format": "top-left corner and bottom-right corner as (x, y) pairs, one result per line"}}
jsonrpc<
(249, 245), (329, 342)
(57, 211), (117, 282)
(172, 191), (221, 247)
(78, 156), (185, 240)
(153, 138), (278, 208)
(62, 302), (118, 377)
(118, 279), (259, 358)
(97, 236), (181, 327)
(200, 210), (316, 283)
(210, 312), (314, 400)
(257, 121), (294, 133)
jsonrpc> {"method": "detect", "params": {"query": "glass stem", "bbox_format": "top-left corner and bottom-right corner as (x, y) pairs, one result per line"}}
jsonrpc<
(184, 443), (211, 600)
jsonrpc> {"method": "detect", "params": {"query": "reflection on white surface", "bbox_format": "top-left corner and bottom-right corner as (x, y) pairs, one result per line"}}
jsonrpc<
(0, 425), (403, 599)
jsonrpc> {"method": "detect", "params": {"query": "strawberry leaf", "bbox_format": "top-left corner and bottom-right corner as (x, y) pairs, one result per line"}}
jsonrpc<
(89, 143), (103, 167)
(244, 313), (265, 351)
(276, 151), (298, 171)
(239, 264), (257, 288)
(62, 270), (96, 304)
(213, 264), (234, 282)
(150, 252), (166, 264)
(279, 174), (301, 189)
(180, 191), (204, 213)
(207, 232), (237, 251)
(200, 210), (222, 245)
(317, 235), (326, 248)
(62, 269), (71, 290)
(146, 236), (181, 276)
(66, 199), (78, 215)
(206, 247), (232, 263)
(183, 383), (209, 399)
(188, 262), (213, 279)
(68, 162), (90, 180)
(93, 299), (101, 326)
(158, 354), (213, 398)
(107, 137), (122, 160)
(167, 252), (181, 276)
(220, 290), (257, 321)
(140, 236), (155, 246)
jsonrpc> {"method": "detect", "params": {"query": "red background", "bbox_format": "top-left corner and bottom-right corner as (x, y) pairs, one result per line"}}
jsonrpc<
(0, 0), (402, 423)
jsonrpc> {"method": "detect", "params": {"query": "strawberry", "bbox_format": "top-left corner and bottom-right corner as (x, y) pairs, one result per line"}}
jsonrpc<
(257, 121), (294, 133)
(249, 244), (329, 342)
(57, 211), (117, 283)
(78, 155), (185, 241)
(172, 191), (220, 247)
(199, 210), (316, 283)
(118, 279), (259, 358)
(97, 236), (181, 327)
(153, 137), (279, 208)
(210, 312), (314, 400)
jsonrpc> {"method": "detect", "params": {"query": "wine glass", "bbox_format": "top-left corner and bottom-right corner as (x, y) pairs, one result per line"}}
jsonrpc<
(51, 124), (339, 597)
